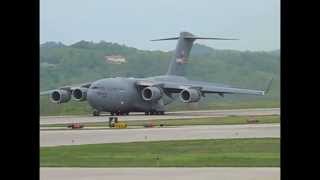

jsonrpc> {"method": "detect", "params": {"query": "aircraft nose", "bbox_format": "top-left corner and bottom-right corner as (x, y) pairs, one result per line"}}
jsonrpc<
(87, 88), (101, 110)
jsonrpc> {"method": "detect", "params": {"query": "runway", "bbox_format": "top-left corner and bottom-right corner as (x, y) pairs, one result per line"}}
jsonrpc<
(40, 108), (280, 125)
(40, 123), (280, 147)
(40, 167), (280, 180)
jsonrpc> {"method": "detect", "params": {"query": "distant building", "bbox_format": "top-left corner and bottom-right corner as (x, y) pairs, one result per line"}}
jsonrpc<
(40, 62), (56, 68)
(104, 55), (126, 64)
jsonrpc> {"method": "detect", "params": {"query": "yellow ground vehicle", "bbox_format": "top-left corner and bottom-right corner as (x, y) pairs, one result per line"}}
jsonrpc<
(109, 117), (127, 128)
(114, 122), (128, 128)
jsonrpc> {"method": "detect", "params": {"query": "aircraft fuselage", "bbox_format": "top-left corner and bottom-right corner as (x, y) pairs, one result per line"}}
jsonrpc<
(87, 77), (167, 113)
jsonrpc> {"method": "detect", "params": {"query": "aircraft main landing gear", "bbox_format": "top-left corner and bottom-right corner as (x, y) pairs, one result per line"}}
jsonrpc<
(111, 112), (130, 116)
(145, 111), (165, 115)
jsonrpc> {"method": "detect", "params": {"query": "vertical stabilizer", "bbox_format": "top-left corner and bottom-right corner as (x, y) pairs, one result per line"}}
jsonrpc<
(151, 32), (238, 76)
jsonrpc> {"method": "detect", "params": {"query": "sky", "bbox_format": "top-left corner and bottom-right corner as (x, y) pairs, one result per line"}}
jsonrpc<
(40, 0), (280, 51)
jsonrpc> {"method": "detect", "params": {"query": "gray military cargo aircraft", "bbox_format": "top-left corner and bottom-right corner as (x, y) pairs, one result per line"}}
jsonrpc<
(41, 32), (272, 116)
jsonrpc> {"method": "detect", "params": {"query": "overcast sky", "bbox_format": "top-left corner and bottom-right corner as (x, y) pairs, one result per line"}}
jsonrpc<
(40, 0), (280, 51)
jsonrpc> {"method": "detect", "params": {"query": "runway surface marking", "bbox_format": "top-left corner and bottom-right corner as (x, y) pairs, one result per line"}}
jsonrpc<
(41, 167), (280, 180)
(40, 108), (280, 125)
(40, 124), (280, 147)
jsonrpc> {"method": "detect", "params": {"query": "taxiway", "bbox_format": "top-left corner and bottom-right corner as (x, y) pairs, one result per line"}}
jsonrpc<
(40, 108), (280, 125)
(40, 123), (280, 147)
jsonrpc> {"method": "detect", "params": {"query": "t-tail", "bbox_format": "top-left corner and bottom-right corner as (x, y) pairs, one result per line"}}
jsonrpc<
(151, 32), (238, 76)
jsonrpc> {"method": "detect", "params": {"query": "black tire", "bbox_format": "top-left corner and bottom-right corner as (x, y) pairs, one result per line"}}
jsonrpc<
(93, 110), (100, 116)
(145, 112), (149, 115)
(110, 112), (114, 116)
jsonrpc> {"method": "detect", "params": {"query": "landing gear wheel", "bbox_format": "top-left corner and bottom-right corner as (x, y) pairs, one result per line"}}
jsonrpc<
(160, 111), (165, 115)
(110, 112), (115, 116)
(93, 110), (100, 116)
(125, 112), (130, 115)
(145, 112), (149, 115)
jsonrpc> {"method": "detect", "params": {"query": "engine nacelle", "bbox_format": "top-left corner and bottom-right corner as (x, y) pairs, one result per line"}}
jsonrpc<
(179, 88), (201, 103)
(72, 88), (88, 101)
(141, 86), (163, 101)
(50, 89), (71, 104)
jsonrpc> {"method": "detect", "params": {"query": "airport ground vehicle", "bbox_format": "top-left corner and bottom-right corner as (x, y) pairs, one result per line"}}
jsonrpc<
(247, 116), (259, 124)
(108, 117), (127, 128)
(67, 123), (84, 129)
(143, 122), (155, 128)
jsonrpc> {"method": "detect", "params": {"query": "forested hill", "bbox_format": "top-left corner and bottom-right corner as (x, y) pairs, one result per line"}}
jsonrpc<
(40, 41), (280, 98)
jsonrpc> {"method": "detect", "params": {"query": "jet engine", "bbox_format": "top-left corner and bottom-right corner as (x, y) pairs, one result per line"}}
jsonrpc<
(72, 88), (88, 101)
(179, 88), (201, 103)
(141, 86), (163, 101)
(50, 89), (71, 104)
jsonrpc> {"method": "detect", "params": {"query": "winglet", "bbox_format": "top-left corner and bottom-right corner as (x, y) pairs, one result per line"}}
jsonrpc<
(264, 78), (274, 95)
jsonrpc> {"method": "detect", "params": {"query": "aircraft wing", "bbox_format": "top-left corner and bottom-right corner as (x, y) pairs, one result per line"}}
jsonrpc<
(136, 78), (272, 96)
(40, 82), (91, 95)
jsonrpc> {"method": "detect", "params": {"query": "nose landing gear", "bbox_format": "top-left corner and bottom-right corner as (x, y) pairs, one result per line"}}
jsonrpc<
(93, 110), (100, 116)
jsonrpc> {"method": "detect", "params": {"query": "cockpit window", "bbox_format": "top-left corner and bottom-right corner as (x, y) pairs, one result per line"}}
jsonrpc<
(91, 86), (105, 90)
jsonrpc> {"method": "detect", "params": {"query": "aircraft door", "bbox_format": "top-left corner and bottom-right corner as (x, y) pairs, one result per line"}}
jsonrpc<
(119, 89), (126, 107)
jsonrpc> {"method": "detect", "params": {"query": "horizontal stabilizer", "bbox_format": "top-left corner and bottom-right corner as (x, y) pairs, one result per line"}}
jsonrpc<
(184, 36), (239, 40)
(150, 37), (179, 41)
(151, 36), (238, 41)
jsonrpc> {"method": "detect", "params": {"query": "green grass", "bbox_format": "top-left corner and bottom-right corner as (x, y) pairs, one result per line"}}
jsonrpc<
(40, 138), (280, 167)
(41, 115), (280, 128)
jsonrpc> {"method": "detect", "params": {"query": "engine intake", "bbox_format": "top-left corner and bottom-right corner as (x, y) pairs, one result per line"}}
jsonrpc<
(179, 88), (201, 103)
(72, 88), (88, 101)
(142, 86), (163, 101)
(50, 89), (71, 104)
